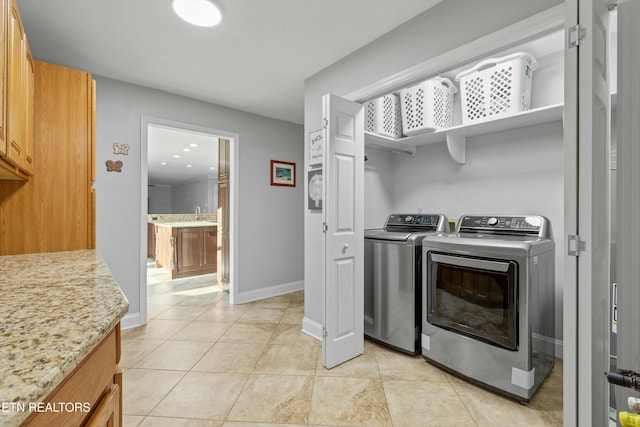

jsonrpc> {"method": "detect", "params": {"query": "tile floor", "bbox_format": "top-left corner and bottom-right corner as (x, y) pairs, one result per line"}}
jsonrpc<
(120, 265), (563, 426)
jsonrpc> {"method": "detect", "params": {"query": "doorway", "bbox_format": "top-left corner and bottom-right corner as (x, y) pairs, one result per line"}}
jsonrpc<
(141, 117), (238, 324)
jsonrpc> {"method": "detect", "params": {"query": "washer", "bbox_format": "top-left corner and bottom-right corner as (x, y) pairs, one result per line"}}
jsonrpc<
(421, 214), (555, 402)
(364, 213), (449, 354)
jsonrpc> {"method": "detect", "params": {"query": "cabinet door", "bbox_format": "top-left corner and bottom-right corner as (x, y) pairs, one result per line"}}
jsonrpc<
(203, 227), (217, 269)
(23, 37), (34, 175)
(0, 0), (7, 157)
(177, 228), (203, 272)
(85, 384), (120, 427)
(218, 137), (230, 181)
(6, 0), (24, 169)
(217, 181), (230, 286)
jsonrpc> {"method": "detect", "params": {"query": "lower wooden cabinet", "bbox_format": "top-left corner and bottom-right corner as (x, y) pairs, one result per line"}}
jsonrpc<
(155, 225), (217, 279)
(21, 325), (122, 427)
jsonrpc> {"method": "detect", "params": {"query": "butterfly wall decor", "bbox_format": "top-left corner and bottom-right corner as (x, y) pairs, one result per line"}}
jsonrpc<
(113, 143), (130, 155)
(106, 160), (123, 172)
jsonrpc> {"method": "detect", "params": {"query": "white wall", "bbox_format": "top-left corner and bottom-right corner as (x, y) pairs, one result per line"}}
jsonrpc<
(303, 0), (563, 340)
(172, 176), (216, 214)
(148, 185), (172, 213)
(95, 77), (304, 325)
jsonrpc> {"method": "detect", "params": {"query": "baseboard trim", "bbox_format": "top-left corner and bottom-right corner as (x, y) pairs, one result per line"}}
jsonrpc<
(302, 317), (323, 341)
(120, 312), (143, 330)
(234, 280), (304, 305)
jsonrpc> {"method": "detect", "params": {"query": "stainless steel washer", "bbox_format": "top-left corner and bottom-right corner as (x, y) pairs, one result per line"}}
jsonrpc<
(364, 213), (449, 354)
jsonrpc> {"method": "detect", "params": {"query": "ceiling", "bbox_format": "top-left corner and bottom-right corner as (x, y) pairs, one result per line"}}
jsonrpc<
(146, 124), (219, 186)
(16, 0), (442, 125)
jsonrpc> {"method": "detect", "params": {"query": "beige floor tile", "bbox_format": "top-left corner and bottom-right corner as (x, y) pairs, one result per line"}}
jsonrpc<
(122, 319), (190, 340)
(227, 375), (313, 424)
(383, 379), (476, 427)
(122, 369), (186, 416)
(316, 345), (379, 379)
(280, 306), (304, 324)
(192, 342), (267, 373)
(219, 323), (276, 343)
(197, 306), (248, 322)
(147, 304), (174, 320)
(308, 377), (392, 426)
(247, 295), (292, 309)
(169, 320), (233, 342)
(123, 414), (145, 426)
(120, 338), (165, 368)
(154, 305), (208, 321)
(151, 372), (248, 420)
(270, 323), (321, 347)
(222, 423), (306, 427)
(138, 416), (223, 426)
(135, 340), (213, 371)
(237, 307), (285, 324)
(375, 347), (450, 382)
(448, 376), (551, 427)
(253, 344), (318, 376)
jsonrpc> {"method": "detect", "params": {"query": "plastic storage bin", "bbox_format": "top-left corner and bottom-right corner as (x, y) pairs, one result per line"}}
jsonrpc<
(399, 77), (457, 136)
(365, 93), (403, 138)
(456, 52), (537, 125)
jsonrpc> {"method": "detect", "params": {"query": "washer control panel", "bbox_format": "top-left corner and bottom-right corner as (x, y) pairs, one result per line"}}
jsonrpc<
(458, 215), (543, 233)
(385, 214), (444, 229)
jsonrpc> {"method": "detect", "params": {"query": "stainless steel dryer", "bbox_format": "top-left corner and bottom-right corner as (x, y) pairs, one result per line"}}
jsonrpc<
(364, 213), (449, 354)
(421, 215), (555, 403)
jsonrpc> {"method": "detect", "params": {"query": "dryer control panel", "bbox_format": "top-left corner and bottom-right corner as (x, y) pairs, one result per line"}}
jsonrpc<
(458, 215), (546, 235)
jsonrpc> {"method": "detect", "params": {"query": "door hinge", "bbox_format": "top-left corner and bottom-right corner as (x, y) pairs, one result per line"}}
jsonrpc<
(322, 222), (328, 233)
(322, 118), (328, 129)
(322, 327), (327, 338)
(568, 25), (586, 48)
(568, 234), (586, 256)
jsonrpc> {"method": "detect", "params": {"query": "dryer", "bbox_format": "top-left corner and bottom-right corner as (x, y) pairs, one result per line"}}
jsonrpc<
(421, 215), (555, 402)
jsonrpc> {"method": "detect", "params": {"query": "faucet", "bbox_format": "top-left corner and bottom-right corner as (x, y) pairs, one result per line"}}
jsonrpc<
(195, 206), (201, 221)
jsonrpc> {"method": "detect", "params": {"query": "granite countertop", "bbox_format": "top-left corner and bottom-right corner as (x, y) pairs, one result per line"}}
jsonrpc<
(154, 221), (217, 228)
(0, 250), (129, 427)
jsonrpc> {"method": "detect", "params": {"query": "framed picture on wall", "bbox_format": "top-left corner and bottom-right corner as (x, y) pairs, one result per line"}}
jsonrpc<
(271, 160), (296, 187)
(308, 169), (323, 210)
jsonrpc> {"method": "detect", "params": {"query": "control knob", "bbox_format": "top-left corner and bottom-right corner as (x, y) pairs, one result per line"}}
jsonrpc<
(404, 215), (414, 223)
(487, 217), (499, 226)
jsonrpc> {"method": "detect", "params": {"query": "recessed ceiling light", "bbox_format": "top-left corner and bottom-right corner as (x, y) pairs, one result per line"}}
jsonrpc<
(183, 148), (191, 152)
(187, 165), (192, 168)
(161, 162), (167, 165)
(172, 0), (222, 27)
(173, 154), (181, 158)
(190, 143), (198, 147)
(209, 166), (215, 170)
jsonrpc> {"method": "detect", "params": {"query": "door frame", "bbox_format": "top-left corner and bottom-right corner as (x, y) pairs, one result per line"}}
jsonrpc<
(140, 116), (240, 324)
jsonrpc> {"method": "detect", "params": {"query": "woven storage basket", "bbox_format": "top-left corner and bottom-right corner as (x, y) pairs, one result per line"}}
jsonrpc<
(456, 52), (537, 125)
(365, 93), (403, 138)
(399, 77), (457, 136)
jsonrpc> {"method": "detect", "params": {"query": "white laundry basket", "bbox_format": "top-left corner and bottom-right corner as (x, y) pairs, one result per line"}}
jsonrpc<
(365, 93), (403, 138)
(400, 77), (457, 136)
(456, 52), (537, 125)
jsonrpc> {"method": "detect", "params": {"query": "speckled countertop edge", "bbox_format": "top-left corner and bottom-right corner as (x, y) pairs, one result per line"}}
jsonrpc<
(0, 250), (129, 427)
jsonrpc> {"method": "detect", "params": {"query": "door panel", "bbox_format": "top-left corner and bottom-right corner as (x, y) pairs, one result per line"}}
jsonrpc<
(322, 93), (364, 369)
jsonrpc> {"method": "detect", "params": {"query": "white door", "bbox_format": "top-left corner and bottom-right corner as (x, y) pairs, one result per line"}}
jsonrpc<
(322, 93), (364, 369)
(564, 0), (611, 424)
(613, 0), (640, 421)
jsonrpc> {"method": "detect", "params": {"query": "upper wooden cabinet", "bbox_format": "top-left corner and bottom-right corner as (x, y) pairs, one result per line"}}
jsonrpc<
(0, 0), (6, 158)
(0, 0), (33, 179)
(0, 61), (96, 255)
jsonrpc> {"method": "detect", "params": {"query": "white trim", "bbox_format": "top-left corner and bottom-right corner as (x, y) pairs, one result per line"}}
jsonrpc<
(140, 117), (240, 328)
(234, 280), (304, 305)
(302, 317), (323, 341)
(512, 366), (536, 390)
(120, 312), (143, 330)
(344, 4), (565, 103)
